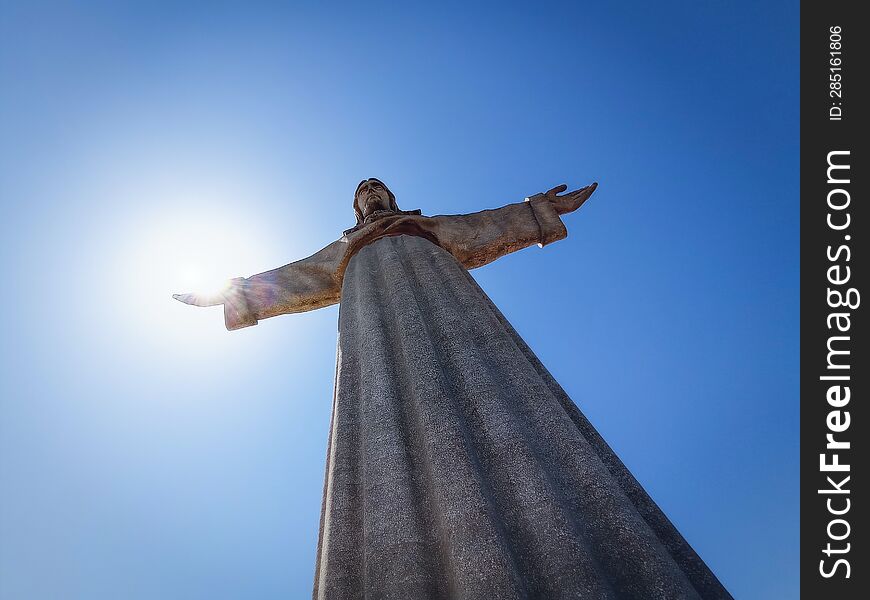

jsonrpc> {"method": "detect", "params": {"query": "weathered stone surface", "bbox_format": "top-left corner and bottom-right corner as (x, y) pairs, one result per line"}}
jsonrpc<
(174, 179), (731, 599)
(313, 234), (731, 600)
(173, 180), (595, 329)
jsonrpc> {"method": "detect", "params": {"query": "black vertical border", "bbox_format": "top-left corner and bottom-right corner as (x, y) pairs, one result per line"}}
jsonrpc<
(801, 1), (867, 597)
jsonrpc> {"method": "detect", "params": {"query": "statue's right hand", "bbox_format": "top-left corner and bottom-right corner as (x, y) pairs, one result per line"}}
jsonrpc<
(172, 292), (224, 307)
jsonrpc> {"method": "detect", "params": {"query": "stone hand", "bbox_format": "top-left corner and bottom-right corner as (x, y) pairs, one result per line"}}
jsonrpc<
(531, 182), (598, 215)
(172, 291), (224, 307)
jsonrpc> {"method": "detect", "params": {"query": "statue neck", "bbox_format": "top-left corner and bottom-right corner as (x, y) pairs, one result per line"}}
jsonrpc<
(343, 208), (423, 236)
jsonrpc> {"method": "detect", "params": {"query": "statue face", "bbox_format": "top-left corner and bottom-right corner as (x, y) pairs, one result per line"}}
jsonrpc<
(355, 179), (393, 218)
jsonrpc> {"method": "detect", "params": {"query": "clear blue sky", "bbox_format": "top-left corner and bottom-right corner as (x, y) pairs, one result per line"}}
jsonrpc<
(0, 1), (798, 598)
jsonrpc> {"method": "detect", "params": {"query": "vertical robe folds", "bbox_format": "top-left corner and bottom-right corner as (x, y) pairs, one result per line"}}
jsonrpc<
(219, 199), (730, 599)
(313, 237), (730, 600)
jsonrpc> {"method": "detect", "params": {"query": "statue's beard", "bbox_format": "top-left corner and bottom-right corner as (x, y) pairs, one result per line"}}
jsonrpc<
(363, 195), (390, 216)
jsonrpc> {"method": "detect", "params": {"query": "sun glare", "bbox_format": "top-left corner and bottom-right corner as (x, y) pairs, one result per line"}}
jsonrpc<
(116, 207), (273, 346)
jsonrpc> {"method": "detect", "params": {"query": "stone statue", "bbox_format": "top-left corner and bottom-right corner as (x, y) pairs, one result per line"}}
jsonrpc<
(175, 179), (731, 599)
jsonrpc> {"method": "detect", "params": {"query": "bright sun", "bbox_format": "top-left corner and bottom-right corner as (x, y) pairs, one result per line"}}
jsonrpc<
(117, 207), (273, 343)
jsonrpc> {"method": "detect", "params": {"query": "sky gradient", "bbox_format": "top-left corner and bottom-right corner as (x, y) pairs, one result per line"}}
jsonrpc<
(0, 1), (799, 598)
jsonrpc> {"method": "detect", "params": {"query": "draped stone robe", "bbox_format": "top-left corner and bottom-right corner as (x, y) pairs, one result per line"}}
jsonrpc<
(220, 198), (731, 599)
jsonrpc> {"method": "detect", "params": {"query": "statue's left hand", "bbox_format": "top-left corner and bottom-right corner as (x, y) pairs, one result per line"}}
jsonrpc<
(533, 182), (598, 215)
(172, 291), (224, 307)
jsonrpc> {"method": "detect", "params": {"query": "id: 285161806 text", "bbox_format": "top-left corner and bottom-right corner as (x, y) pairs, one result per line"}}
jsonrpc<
(829, 26), (844, 121)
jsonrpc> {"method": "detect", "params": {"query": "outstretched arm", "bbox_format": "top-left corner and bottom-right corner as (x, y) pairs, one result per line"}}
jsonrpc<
(431, 183), (597, 269)
(173, 239), (346, 330)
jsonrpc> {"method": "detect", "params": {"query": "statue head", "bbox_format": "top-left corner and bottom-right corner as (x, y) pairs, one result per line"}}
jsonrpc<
(354, 178), (399, 224)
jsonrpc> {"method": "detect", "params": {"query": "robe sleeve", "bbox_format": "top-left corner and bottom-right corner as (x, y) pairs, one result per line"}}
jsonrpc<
(222, 239), (346, 330)
(429, 196), (568, 270)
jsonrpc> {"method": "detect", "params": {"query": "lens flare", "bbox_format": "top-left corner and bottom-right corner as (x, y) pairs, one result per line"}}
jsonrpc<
(110, 206), (272, 351)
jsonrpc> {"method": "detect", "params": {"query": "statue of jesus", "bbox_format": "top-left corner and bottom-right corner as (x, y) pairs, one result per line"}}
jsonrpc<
(175, 179), (731, 600)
